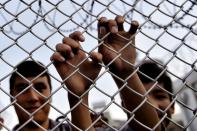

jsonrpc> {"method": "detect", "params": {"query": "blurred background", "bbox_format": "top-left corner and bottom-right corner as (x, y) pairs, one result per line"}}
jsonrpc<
(0, 0), (197, 130)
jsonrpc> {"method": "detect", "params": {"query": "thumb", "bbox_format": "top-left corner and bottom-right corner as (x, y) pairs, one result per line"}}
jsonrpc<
(90, 52), (103, 63)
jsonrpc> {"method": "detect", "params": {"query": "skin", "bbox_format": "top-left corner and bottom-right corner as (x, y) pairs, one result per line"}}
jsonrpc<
(8, 15), (173, 131)
(91, 113), (108, 128)
(143, 82), (174, 127)
(11, 76), (51, 131)
(51, 31), (102, 131)
(97, 16), (161, 131)
(51, 15), (163, 131)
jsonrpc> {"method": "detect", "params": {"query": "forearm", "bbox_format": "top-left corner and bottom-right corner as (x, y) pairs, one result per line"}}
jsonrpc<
(113, 73), (161, 131)
(68, 94), (94, 131)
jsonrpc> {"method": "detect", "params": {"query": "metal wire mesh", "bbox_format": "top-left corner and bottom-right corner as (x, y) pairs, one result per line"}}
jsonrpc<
(0, 0), (197, 131)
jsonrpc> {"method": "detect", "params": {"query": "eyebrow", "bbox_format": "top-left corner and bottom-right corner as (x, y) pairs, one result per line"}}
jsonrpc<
(33, 82), (47, 88)
(15, 81), (47, 87)
(151, 88), (168, 94)
(14, 83), (29, 88)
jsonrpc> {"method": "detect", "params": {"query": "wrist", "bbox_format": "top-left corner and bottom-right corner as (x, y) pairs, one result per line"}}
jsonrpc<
(68, 93), (89, 107)
(111, 65), (136, 80)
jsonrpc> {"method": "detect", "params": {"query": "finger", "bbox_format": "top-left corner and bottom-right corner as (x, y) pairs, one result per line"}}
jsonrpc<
(128, 20), (139, 34)
(101, 48), (117, 66)
(115, 16), (124, 31)
(56, 43), (74, 58)
(90, 52), (103, 63)
(98, 17), (108, 27)
(98, 17), (108, 39)
(108, 19), (118, 34)
(62, 37), (80, 54)
(50, 52), (65, 62)
(69, 31), (85, 42)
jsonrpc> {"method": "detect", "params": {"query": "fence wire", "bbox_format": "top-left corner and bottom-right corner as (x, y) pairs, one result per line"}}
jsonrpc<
(0, 0), (197, 131)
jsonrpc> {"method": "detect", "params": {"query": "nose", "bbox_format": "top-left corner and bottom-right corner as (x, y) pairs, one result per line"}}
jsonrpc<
(150, 97), (166, 113)
(149, 96), (160, 109)
(25, 87), (39, 102)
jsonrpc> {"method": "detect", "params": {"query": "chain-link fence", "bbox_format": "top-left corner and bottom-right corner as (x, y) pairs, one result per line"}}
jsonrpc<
(0, 0), (197, 131)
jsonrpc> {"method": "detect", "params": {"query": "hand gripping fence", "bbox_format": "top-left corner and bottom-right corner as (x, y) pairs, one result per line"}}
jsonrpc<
(0, 0), (197, 131)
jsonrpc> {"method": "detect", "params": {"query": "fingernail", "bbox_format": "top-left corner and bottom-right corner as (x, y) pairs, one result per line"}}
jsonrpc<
(100, 26), (106, 35)
(80, 35), (85, 41)
(111, 26), (118, 33)
(70, 52), (74, 58)
(60, 56), (65, 61)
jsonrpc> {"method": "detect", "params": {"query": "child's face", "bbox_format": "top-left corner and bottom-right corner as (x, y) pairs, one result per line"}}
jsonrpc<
(143, 82), (174, 127)
(11, 76), (51, 126)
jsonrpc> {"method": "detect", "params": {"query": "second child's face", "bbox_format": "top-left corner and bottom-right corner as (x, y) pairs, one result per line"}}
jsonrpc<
(143, 82), (174, 127)
(11, 76), (51, 126)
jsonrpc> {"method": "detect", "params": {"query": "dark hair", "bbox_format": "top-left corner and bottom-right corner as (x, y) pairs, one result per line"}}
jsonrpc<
(9, 60), (52, 94)
(138, 61), (173, 100)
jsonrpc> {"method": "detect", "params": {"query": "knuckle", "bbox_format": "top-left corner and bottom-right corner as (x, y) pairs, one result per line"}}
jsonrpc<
(69, 31), (82, 39)
(62, 37), (70, 43)
(74, 31), (82, 35)
(63, 38), (72, 45)
(108, 19), (117, 26)
(99, 17), (107, 21)
(55, 43), (62, 50)
(131, 20), (139, 26)
(116, 16), (124, 23)
(51, 52), (59, 60)
(98, 17), (108, 25)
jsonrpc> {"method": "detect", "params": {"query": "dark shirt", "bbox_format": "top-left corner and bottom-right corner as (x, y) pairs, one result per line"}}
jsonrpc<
(13, 119), (70, 131)
(94, 115), (166, 131)
(13, 119), (165, 131)
(96, 124), (166, 131)
(96, 125), (133, 131)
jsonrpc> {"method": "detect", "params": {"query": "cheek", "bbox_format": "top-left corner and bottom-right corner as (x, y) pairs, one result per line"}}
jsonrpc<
(14, 105), (30, 122)
(148, 96), (157, 105)
(158, 100), (172, 110)
(40, 91), (51, 102)
(13, 95), (27, 116)
(42, 90), (51, 98)
(40, 103), (51, 118)
(15, 95), (27, 106)
(44, 104), (51, 112)
(42, 98), (51, 112)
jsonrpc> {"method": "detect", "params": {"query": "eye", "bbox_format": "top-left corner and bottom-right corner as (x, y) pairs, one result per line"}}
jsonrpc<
(155, 94), (168, 100)
(34, 83), (47, 93)
(15, 83), (29, 93)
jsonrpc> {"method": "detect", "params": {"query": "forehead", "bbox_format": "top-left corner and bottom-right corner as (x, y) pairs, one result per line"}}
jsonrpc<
(143, 82), (166, 93)
(13, 76), (49, 86)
